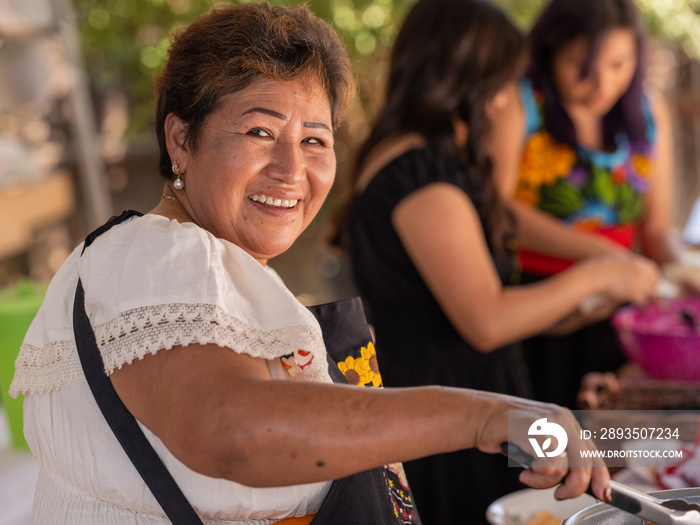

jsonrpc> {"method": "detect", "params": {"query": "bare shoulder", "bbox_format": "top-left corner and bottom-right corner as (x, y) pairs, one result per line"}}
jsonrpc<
(487, 80), (524, 122)
(394, 182), (480, 233)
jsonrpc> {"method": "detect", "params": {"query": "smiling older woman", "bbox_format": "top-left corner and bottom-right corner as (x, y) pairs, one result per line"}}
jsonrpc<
(11, 3), (609, 524)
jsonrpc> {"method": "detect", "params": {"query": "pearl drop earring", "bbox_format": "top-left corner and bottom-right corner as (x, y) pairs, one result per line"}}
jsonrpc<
(172, 161), (184, 190)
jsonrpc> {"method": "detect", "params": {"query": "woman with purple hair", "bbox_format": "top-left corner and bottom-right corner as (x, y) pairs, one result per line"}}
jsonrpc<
(490, 0), (682, 408)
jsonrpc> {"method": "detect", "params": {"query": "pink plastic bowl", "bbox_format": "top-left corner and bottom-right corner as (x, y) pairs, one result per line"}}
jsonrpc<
(611, 297), (700, 381)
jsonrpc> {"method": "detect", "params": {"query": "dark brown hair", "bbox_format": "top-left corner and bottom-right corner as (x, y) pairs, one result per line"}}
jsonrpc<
(528, 0), (649, 149)
(338, 0), (524, 252)
(155, 2), (354, 180)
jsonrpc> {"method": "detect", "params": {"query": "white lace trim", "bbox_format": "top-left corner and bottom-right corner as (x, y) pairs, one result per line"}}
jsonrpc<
(11, 303), (329, 397)
(10, 339), (82, 397)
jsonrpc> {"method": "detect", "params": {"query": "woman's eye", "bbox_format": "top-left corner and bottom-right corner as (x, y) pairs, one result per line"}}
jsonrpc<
(611, 59), (629, 71)
(247, 128), (272, 138)
(303, 137), (326, 147)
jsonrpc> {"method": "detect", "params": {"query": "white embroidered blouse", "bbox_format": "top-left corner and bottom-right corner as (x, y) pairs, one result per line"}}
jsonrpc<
(10, 214), (333, 524)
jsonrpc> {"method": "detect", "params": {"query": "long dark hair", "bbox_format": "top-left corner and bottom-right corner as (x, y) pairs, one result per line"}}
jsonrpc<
(528, 0), (649, 148)
(337, 0), (524, 252)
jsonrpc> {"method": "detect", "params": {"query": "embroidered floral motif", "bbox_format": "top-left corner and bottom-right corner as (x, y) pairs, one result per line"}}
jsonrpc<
(517, 130), (577, 197)
(336, 342), (382, 387)
(280, 349), (314, 374)
(517, 104), (651, 227)
(630, 153), (651, 178)
(611, 165), (626, 186)
(385, 462), (416, 523)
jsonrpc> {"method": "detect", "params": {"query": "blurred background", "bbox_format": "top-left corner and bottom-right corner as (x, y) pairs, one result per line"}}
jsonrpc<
(2, 0), (700, 304)
(1, 2), (700, 521)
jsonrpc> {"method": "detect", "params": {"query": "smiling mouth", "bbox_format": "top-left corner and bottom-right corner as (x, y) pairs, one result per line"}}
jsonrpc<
(248, 194), (298, 208)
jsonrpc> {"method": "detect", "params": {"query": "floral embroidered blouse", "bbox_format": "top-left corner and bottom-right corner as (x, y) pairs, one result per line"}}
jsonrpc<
(515, 77), (656, 275)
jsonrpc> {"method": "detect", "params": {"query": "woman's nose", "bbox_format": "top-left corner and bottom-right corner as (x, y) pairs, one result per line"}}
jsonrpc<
(588, 70), (602, 91)
(270, 140), (305, 183)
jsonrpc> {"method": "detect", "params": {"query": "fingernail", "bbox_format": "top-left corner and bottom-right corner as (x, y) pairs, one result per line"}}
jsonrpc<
(604, 486), (612, 501)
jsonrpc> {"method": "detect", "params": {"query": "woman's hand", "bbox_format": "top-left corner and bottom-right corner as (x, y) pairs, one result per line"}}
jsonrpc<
(579, 253), (660, 307)
(544, 253), (660, 335)
(468, 391), (611, 501)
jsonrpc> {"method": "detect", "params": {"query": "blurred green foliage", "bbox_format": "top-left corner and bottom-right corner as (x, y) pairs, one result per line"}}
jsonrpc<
(74, 0), (418, 138)
(73, 0), (700, 139)
(636, 0), (700, 59)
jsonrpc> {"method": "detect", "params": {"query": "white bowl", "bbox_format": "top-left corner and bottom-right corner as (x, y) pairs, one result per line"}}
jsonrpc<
(486, 486), (596, 524)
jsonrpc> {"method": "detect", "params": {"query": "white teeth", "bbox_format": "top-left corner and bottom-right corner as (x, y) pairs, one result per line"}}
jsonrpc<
(249, 194), (297, 208)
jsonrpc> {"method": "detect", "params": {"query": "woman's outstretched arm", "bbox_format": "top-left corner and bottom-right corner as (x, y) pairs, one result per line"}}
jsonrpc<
(110, 341), (609, 500)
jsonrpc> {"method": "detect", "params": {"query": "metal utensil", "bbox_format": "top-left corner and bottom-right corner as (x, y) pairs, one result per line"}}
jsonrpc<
(501, 443), (700, 524)
(606, 480), (700, 525)
(565, 488), (700, 525)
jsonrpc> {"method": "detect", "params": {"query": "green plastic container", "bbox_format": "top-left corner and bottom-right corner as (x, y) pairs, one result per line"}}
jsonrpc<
(0, 279), (47, 449)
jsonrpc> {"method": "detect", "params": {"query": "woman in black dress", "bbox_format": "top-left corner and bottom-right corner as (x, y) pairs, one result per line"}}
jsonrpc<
(336, 0), (659, 523)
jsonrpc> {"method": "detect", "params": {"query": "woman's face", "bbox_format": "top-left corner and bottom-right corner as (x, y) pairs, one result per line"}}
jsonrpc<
(174, 76), (336, 265)
(552, 27), (637, 117)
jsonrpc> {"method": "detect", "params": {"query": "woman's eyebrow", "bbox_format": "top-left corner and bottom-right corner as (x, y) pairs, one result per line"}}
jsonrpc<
(305, 121), (331, 131)
(242, 107), (331, 131)
(242, 107), (286, 120)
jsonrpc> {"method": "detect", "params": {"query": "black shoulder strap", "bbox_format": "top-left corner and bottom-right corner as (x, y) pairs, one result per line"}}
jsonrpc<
(80, 209), (144, 254)
(73, 211), (203, 524)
